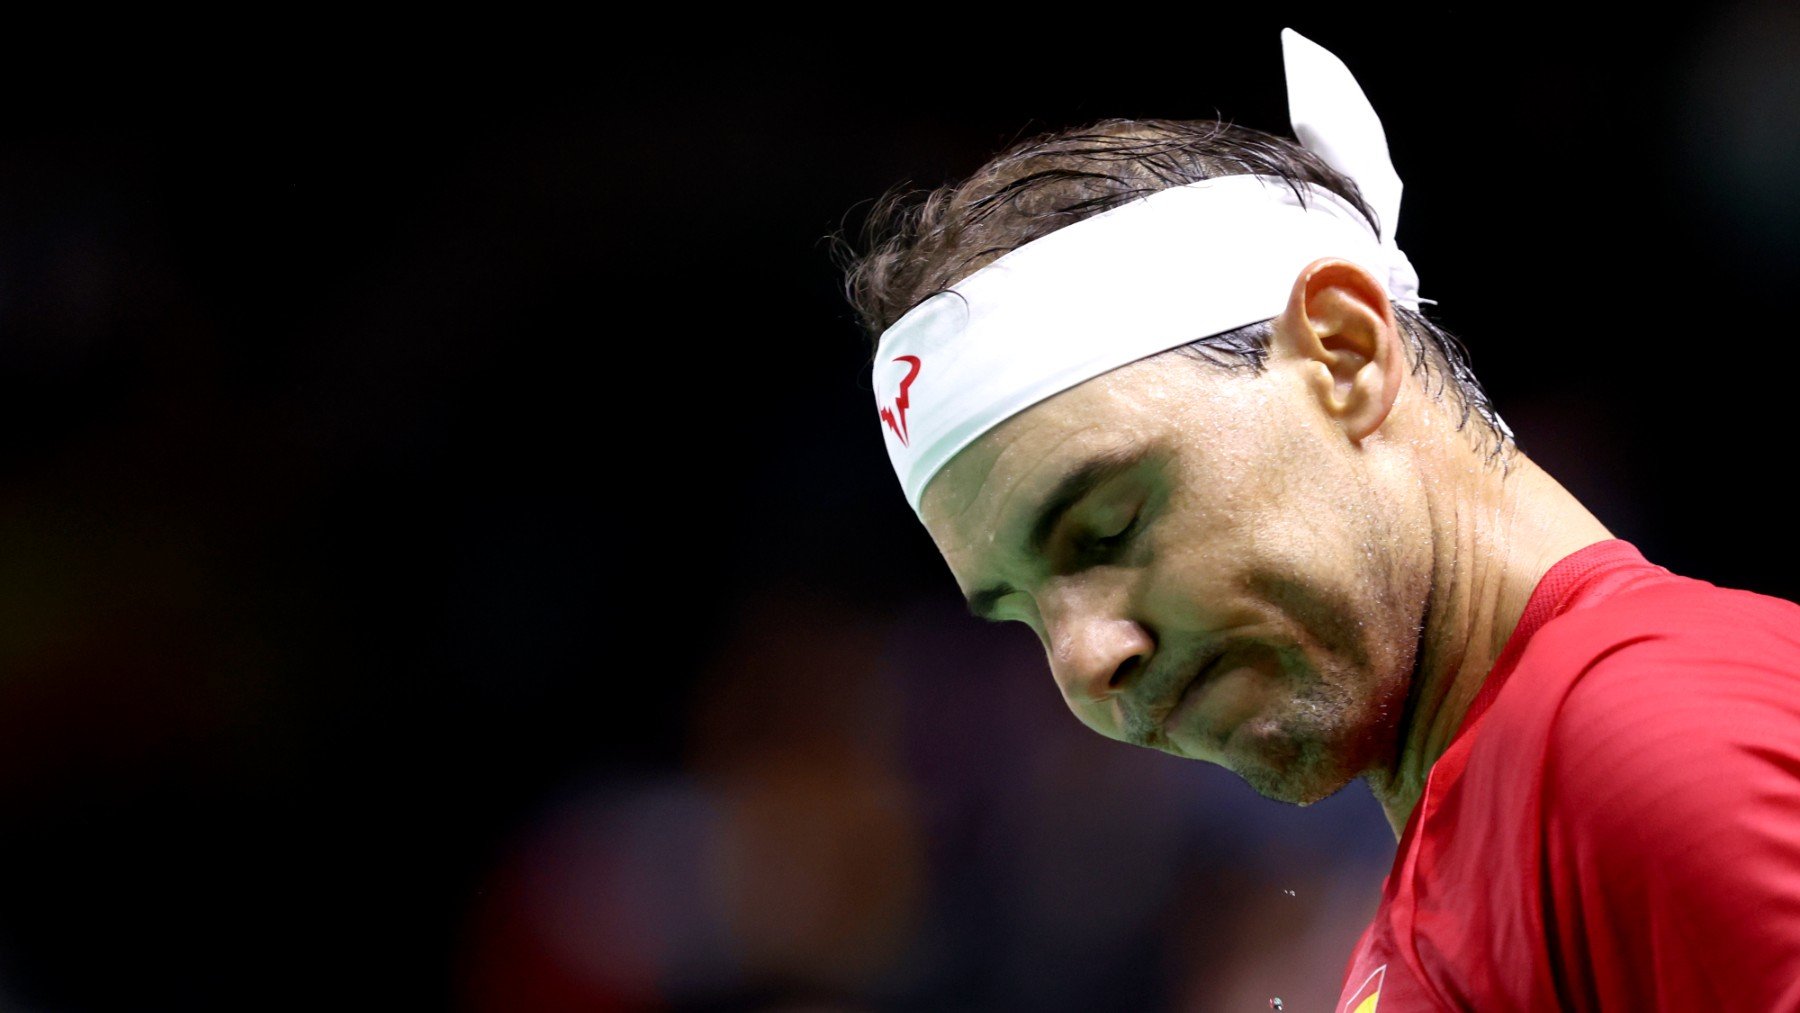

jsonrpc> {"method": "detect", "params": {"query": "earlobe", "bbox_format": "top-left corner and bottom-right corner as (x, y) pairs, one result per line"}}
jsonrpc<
(1271, 258), (1404, 443)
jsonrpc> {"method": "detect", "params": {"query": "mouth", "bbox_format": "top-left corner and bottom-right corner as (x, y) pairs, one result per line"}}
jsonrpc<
(1156, 647), (1231, 744)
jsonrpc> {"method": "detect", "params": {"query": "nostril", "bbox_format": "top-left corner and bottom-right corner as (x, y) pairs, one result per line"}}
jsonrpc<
(1109, 654), (1146, 689)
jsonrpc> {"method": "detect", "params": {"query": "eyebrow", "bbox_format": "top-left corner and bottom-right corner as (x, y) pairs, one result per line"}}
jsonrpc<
(965, 445), (1146, 622)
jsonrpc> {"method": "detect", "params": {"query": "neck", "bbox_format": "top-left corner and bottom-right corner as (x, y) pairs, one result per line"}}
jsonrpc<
(1363, 443), (1612, 839)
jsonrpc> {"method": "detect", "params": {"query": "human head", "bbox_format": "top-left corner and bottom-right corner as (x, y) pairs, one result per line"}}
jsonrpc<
(839, 47), (1514, 806)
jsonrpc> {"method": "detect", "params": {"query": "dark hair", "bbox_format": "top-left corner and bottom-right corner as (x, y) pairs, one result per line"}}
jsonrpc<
(838, 118), (1510, 455)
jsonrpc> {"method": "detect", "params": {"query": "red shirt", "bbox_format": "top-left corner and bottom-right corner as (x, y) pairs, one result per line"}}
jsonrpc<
(1337, 539), (1800, 1011)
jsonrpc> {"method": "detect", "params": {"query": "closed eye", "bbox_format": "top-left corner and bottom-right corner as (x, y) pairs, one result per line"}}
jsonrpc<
(1079, 512), (1140, 559)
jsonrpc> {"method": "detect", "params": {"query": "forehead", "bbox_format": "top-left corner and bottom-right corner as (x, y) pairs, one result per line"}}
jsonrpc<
(918, 354), (1202, 553)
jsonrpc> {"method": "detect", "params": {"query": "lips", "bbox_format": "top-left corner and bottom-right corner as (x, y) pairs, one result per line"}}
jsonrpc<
(1160, 647), (1231, 740)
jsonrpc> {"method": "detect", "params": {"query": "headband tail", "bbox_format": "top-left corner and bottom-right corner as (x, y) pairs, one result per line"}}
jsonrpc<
(1281, 28), (1423, 308)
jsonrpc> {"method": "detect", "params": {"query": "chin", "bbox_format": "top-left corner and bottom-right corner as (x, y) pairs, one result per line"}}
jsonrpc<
(1227, 716), (1364, 808)
(1225, 653), (1393, 807)
(1236, 757), (1357, 808)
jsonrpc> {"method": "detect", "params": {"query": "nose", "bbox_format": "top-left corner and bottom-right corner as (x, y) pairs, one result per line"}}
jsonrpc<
(1042, 588), (1154, 709)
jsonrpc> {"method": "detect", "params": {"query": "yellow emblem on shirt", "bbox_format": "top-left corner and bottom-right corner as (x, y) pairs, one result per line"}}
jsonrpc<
(1343, 964), (1385, 1013)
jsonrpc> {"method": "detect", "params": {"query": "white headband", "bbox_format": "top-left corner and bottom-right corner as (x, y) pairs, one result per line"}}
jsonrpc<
(873, 28), (1422, 515)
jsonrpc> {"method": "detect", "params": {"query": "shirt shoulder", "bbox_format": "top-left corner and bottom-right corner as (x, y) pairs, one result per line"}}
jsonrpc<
(1538, 574), (1800, 836)
(1541, 575), (1800, 772)
(1529, 575), (1800, 1008)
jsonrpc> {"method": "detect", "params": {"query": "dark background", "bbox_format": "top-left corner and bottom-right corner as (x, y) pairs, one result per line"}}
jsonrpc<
(0, 8), (1794, 1010)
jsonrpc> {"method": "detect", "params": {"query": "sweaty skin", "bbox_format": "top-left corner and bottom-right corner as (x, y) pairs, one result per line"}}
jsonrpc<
(919, 258), (1612, 837)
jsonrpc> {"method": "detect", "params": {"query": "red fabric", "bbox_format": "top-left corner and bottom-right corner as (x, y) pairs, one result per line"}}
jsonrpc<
(1336, 539), (1800, 1011)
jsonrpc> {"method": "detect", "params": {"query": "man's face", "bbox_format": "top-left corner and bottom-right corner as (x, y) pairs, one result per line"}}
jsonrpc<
(918, 348), (1424, 805)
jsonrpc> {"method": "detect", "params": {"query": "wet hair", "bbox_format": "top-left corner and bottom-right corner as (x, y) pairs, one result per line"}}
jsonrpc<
(838, 118), (1510, 455)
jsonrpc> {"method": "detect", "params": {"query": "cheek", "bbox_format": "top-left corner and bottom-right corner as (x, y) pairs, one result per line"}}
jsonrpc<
(1142, 455), (1307, 621)
(1226, 453), (1383, 604)
(1147, 385), (1395, 637)
(1136, 515), (1261, 633)
(1155, 466), (1398, 666)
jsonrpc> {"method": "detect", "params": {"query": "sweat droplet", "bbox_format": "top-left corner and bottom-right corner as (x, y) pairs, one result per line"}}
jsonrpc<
(1283, 889), (1296, 897)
